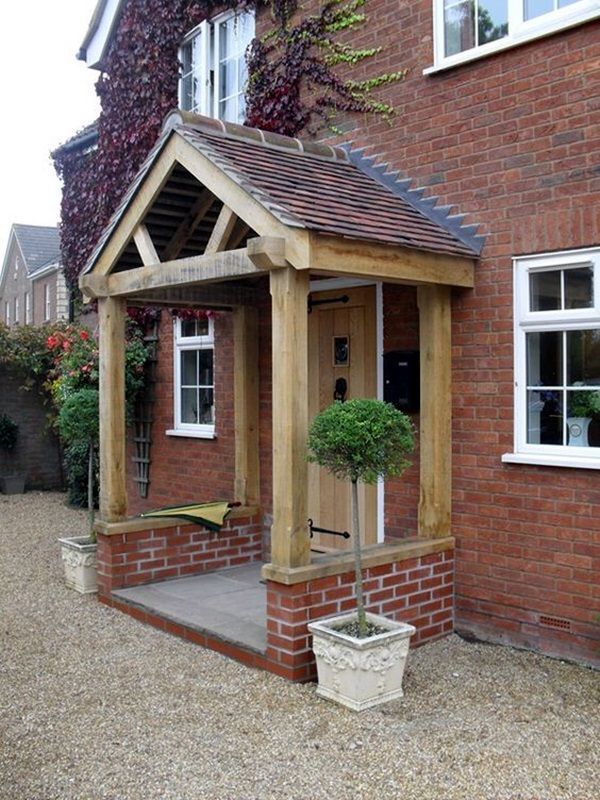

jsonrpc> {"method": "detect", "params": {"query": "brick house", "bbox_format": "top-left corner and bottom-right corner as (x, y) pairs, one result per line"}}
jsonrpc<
(64, 0), (599, 675)
(0, 224), (68, 327)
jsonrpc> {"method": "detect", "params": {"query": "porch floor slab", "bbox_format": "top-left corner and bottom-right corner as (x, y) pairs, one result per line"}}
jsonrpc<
(112, 563), (266, 653)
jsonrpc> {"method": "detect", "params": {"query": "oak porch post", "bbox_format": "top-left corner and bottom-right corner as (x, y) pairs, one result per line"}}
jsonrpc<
(269, 267), (311, 568)
(98, 296), (127, 521)
(417, 285), (452, 538)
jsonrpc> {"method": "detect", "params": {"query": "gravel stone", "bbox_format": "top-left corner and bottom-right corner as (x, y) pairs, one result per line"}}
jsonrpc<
(1, 492), (598, 800)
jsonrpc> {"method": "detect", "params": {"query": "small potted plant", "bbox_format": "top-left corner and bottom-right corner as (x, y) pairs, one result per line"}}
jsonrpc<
(0, 413), (25, 494)
(307, 398), (416, 711)
(57, 389), (100, 593)
(567, 388), (600, 447)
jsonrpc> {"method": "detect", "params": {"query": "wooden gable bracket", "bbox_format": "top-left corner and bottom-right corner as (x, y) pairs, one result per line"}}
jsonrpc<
(133, 224), (160, 266)
(205, 205), (238, 255)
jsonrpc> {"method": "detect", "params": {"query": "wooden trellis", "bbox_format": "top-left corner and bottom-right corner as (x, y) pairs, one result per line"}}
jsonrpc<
(132, 318), (159, 498)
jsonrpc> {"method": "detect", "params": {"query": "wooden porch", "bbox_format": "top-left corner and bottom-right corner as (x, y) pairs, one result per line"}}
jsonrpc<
(80, 111), (478, 677)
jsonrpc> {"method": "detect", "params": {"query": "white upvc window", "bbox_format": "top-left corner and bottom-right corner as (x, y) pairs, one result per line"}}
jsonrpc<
(14, 296), (19, 325)
(4, 301), (9, 326)
(168, 316), (216, 438)
(503, 247), (600, 469)
(179, 10), (255, 124)
(25, 292), (31, 324)
(428, 0), (600, 72)
(44, 284), (51, 321)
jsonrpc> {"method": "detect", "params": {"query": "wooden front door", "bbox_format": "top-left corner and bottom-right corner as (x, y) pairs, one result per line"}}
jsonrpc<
(308, 286), (378, 551)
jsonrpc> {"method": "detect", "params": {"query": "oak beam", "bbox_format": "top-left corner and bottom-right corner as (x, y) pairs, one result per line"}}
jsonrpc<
(98, 297), (127, 522)
(270, 267), (311, 568)
(307, 234), (475, 288)
(80, 248), (265, 299)
(417, 285), (452, 538)
(233, 306), (260, 506)
(247, 236), (288, 270)
(133, 224), (160, 266)
(162, 189), (215, 261)
(205, 205), (238, 255)
(127, 283), (258, 308)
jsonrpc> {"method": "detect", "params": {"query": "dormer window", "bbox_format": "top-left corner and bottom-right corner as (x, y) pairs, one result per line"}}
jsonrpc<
(179, 10), (255, 124)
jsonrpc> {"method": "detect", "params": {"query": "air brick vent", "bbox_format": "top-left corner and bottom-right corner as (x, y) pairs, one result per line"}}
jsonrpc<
(539, 615), (571, 631)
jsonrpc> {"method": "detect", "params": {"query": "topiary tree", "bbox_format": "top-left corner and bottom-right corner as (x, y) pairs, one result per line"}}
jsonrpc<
(308, 398), (414, 637)
(57, 389), (100, 541)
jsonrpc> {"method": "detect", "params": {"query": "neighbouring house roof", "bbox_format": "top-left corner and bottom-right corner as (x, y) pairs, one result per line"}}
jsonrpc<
(12, 225), (61, 275)
(83, 112), (484, 276)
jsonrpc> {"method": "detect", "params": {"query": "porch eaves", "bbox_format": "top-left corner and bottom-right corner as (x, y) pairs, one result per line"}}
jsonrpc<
(81, 111), (482, 284)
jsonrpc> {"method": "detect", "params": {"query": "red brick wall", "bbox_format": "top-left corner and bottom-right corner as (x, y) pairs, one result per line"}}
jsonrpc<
(120, 8), (600, 664)
(317, 8), (600, 664)
(96, 513), (263, 597)
(126, 310), (237, 515)
(266, 550), (454, 681)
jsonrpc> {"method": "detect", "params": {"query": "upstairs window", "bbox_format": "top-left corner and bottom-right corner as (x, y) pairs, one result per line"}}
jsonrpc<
(432, 0), (599, 69)
(503, 248), (600, 469)
(179, 10), (255, 124)
(169, 316), (216, 438)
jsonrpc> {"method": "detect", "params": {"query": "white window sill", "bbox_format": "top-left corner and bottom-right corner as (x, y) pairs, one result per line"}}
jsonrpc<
(424, 7), (600, 75)
(165, 429), (217, 440)
(502, 452), (600, 470)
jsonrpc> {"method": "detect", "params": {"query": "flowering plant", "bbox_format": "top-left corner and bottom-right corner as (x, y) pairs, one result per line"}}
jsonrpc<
(46, 321), (148, 420)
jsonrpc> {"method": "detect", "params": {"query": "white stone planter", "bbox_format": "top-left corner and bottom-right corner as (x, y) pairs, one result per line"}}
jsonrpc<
(58, 536), (98, 594)
(308, 612), (416, 712)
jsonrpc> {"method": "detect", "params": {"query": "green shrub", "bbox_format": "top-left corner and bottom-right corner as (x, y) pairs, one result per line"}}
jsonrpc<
(0, 414), (18, 451)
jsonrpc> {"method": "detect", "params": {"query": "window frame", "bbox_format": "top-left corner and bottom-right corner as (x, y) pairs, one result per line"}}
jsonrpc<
(167, 316), (217, 439)
(14, 296), (19, 325)
(178, 9), (255, 123)
(44, 284), (51, 321)
(426, 0), (600, 74)
(25, 291), (31, 324)
(503, 246), (600, 470)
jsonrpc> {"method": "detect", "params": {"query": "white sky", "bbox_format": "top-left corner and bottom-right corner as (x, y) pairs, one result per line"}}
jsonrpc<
(0, 0), (101, 257)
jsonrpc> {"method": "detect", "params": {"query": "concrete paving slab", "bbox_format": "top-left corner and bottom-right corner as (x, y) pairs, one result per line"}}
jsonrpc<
(113, 562), (266, 653)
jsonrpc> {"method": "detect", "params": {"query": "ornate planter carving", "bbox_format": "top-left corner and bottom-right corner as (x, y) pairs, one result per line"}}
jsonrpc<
(58, 536), (98, 594)
(308, 612), (415, 711)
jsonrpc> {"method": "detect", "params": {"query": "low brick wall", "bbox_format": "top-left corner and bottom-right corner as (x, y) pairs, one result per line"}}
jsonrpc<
(266, 549), (454, 681)
(96, 513), (263, 597)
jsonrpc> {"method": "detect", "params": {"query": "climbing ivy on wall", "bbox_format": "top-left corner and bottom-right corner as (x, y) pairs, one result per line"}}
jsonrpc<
(54, 0), (403, 287)
(246, 0), (404, 135)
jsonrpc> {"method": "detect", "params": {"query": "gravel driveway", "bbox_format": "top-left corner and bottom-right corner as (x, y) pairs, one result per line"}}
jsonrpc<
(1, 492), (598, 800)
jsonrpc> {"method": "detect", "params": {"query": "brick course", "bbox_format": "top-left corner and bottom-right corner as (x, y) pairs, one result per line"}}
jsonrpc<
(96, 514), (263, 597)
(113, 7), (600, 667)
(265, 550), (454, 681)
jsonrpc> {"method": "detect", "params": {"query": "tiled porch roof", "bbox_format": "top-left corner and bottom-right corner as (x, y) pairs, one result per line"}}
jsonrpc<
(174, 116), (483, 259)
(83, 111), (483, 276)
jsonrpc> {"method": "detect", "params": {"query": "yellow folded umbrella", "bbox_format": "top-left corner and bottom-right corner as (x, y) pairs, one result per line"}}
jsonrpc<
(139, 501), (233, 532)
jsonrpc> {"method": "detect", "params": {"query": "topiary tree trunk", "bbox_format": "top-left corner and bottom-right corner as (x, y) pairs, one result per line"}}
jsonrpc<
(308, 398), (415, 638)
